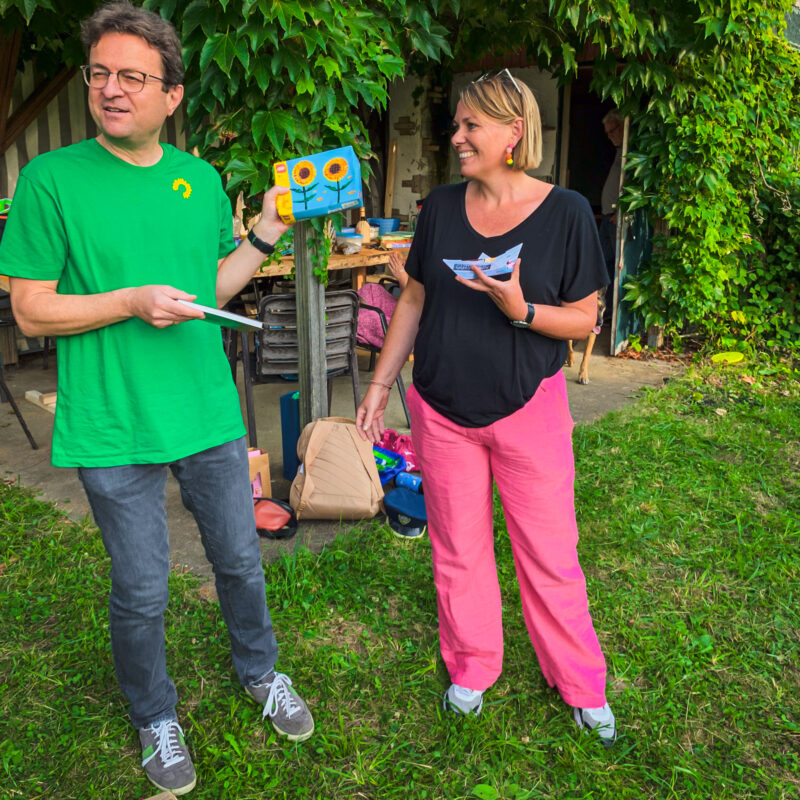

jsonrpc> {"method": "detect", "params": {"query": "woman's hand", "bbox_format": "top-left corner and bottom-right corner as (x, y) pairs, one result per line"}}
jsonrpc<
(455, 258), (528, 321)
(387, 250), (409, 290)
(355, 382), (391, 443)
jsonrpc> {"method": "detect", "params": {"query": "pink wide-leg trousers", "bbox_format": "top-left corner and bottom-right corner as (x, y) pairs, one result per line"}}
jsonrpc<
(407, 371), (607, 708)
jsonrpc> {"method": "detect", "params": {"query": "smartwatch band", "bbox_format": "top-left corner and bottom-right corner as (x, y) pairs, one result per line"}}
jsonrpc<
(247, 228), (276, 255)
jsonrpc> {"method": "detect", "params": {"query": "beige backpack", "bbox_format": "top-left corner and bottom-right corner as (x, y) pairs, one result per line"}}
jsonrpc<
(290, 417), (384, 520)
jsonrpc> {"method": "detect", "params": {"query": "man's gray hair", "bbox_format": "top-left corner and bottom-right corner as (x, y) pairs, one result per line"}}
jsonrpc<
(81, 1), (185, 89)
(602, 109), (623, 126)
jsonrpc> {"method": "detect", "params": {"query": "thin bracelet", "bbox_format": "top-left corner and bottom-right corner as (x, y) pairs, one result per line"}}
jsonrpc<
(370, 379), (393, 390)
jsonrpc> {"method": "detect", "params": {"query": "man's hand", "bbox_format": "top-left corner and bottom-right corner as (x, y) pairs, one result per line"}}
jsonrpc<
(455, 258), (528, 322)
(250, 185), (292, 247)
(127, 285), (204, 328)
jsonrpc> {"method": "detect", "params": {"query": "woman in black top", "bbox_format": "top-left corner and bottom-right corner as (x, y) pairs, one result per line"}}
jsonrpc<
(356, 70), (616, 745)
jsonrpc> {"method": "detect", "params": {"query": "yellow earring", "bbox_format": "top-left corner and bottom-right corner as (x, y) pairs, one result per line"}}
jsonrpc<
(506, 145), (514, 166)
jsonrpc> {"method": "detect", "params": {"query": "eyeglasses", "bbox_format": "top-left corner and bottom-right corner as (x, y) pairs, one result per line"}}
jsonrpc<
(475, 67), (522, 95)
(81, 65), (166, 93)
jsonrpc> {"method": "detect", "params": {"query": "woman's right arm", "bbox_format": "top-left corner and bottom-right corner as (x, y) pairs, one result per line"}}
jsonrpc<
(356, 276), (424, 442)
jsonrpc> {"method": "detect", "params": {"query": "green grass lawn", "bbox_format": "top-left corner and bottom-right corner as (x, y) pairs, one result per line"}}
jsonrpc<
(1, 366), (798, 799)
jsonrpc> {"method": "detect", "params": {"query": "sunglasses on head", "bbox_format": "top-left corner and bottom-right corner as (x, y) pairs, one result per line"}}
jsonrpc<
(475, 67), (522, 95)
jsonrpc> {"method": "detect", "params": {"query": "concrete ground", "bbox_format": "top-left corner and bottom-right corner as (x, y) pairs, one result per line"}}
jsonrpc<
(0, 327), (681, 577)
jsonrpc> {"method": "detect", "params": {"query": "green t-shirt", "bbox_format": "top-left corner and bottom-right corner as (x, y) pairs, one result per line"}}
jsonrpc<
(0, 139), (246, 467)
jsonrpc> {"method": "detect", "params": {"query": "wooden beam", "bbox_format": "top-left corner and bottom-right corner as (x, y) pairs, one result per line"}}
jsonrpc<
(383, 139), (396, 218)
(1, 66), (76, 155)
(557, 83), (571, 188)
(293, 222), (328, 427)
(0, 28), (23, 148)
(25, 390), (57, 414)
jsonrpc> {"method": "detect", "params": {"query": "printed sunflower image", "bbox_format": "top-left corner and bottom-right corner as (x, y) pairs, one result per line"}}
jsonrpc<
(291, 160), (317, 209)
(323, 156), (352, 203)
(273, 146), (362, 223)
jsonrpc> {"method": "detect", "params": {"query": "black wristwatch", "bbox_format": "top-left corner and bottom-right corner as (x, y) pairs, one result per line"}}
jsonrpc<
(510, 303), (536, 329)
(247, 228), (276, 255)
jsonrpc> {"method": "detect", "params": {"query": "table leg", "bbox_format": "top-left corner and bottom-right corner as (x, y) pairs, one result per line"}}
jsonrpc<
(351, 266), (367, 290)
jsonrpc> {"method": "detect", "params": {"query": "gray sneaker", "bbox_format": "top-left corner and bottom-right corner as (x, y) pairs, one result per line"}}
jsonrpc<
(245, 671), (314, 741)
(443, 683), (484, 716)
(573, 703), (617, 747)
(139, 718), (197, 796)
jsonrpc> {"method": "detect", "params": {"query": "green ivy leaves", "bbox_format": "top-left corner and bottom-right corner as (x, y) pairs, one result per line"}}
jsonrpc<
(148, 0), (452, 205)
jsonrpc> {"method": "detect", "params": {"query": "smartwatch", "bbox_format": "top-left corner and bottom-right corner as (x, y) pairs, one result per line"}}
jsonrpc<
(510, 302), (536, 329)
(247, 228), (276, 255)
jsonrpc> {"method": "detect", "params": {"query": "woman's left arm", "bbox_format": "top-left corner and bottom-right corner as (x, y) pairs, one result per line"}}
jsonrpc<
(456, 258), (597, 341)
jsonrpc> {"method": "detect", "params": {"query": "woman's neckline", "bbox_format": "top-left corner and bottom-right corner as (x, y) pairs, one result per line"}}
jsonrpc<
(460, 181), (559, 240)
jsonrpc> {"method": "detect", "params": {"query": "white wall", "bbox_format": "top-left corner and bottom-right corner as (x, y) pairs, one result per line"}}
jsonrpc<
(386, 74), (429, 224)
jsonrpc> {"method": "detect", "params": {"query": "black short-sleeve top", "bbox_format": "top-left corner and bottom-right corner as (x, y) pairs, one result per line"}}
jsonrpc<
(404, 182), (607, 427)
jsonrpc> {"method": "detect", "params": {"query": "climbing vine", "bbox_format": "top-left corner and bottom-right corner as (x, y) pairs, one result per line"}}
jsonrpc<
(445, 0), (800, 355)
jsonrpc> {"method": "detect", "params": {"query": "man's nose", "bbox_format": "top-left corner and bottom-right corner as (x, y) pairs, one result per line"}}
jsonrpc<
(102, 72), (124, 95)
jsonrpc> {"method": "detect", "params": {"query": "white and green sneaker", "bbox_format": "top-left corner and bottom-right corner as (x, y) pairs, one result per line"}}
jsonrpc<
(139, 718), (196, 796)
(246, 671), (314, 741)
(573, 703), (617, 747)
(443, 683), (484, 716)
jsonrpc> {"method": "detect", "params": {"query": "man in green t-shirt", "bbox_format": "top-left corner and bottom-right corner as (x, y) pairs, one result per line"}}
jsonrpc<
(0, 3), (313, 795)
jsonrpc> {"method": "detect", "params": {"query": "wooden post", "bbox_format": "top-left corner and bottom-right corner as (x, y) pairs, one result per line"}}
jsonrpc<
(384, 140), (397, 218)
(293, 222), (328, 427)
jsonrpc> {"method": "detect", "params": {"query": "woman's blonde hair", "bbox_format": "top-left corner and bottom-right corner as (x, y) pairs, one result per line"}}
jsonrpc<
(459, 70), (542, 171)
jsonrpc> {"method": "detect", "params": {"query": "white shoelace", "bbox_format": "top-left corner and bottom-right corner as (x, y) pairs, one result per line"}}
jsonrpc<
(142, 719), (186, 768)
(259, 672), (302, 720)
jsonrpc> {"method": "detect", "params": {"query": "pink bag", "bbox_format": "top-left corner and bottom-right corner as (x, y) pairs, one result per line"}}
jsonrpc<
(357, 283), (398, 349)
(378, 428), (419, 473)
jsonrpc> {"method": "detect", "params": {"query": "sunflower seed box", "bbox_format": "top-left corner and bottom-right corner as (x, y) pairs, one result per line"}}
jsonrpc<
(273, 146), (362, 223)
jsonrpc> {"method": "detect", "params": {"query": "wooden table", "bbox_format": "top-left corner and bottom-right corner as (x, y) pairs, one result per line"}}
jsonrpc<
(253, 246), (392, 289)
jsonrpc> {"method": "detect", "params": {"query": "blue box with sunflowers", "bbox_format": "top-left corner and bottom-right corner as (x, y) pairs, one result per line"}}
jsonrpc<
(273, 146), (362, 223)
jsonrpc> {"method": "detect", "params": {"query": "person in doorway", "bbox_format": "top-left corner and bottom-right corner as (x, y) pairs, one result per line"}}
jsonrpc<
(356, 70), (617, 746)
(0, 2), (313, 795)
(598, 109), (624, 316)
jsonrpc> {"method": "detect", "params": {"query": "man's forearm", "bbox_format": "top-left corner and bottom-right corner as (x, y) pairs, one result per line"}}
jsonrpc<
(215, 235), (272, 308)
(215, 186), (291, 307)
(11, 281), (137, 336)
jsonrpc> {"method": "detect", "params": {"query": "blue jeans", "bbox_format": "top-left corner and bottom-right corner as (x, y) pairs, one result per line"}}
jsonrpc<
(79, 437), (278, 729)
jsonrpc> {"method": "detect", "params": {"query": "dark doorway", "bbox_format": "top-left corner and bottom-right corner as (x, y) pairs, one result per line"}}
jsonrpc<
(564, 68), (616, 214)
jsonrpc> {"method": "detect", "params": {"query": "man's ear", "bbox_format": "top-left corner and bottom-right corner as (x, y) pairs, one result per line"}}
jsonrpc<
(166, 84), (184, 116)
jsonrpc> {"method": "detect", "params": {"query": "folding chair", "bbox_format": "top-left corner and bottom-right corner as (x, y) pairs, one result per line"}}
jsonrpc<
(239, 289), (361, 449)
(0, 317), (38, 449)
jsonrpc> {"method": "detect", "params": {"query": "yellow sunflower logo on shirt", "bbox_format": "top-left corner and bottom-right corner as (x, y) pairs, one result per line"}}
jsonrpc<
(172, 178), (192, 198)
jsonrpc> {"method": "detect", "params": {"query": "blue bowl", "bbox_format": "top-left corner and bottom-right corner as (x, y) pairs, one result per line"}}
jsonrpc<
(367, 217), (400, 235)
